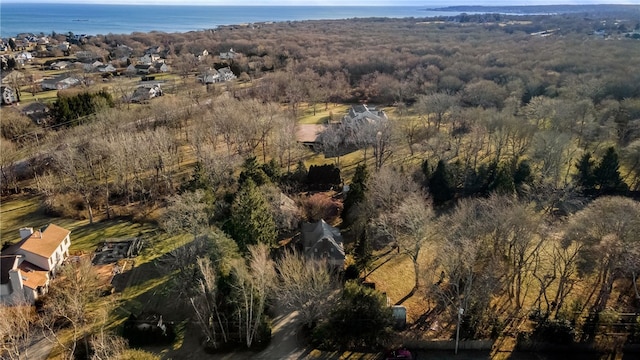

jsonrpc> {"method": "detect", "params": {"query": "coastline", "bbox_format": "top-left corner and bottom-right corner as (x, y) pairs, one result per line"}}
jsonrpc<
(0, 4), (461, 38)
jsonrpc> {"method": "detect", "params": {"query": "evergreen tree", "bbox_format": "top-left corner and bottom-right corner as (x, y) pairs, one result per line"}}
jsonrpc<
(313, 281), (393, 349)
(282, 160), (307, 192)
(429, 160), (455, 206)
(183, 161), (208, 191)
(593, 147), (628, 195)
(238, 156), (270, 187)
(421, 159), (431, 187)
(343, 163), (368, 220)
(575, 152), (596, 193)
(260, 159), (281, 183)
(513, 160), (533, 195)
(229, 180), (277, 252)
(353, 230), (373, 274)
(489, 163), (515, 195)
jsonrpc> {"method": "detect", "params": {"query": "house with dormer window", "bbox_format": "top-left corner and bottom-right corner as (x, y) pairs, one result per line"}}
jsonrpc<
(301, 220), (345, 268)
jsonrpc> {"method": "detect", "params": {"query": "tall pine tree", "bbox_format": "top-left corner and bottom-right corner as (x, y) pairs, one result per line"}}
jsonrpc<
(229, 180), (277, 252)
(343, 163), (368, 221)
(594, 147), (628, 195)
(575, 152), (596, 194)
(429, 160), (455, 206)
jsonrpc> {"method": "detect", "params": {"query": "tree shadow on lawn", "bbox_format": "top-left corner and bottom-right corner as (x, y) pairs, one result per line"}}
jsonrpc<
(109, 248), (201, 357)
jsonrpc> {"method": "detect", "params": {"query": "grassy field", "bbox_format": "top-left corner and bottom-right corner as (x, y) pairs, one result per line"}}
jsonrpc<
(0, 195), (156, 253)
(298, 103), (349, 125)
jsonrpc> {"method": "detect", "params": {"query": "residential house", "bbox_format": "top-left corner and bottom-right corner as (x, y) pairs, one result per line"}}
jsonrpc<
(126, 63), (153, 75)
(0, 224), (71, 305)
(134, 64), (152, 74)
(41, 73), (81, 91)
(130, 83), (163, 103)
(58, 41), (71, 52)
(95, 64), (116, 73)
(15, 51), (33, 66)
(197, 49), (209, 62)
(1, 85), (18, 105)
(198, 67), (236, 84)
(67, 34), (88, 45)
(295, 124), (326, 149)
(144, 46), (162, 56)
(49, 60), (71, 70)
(1, 70), (26, 85)
(342, 104), (388, 128)
(83, 60), (103, 72)
(197, 68), (220, 84)
(20, 101), (50, 124)
(154, 62), (169, 73)
(220, 48), (237, 60)
(75, 50), (99, 62)
(140, 54), (161, 65)
(218, 67), (236, 82)
(300, 219), (345, 268)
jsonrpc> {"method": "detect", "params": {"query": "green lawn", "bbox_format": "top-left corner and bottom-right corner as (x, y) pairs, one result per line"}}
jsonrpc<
(18, 89), (59, 104)
(0, 195), (155, 253)
(298, 103), (349, 125)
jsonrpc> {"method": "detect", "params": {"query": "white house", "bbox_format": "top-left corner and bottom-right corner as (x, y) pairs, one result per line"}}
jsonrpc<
(15, 51), (33, 62)
(343, 104), (388, 125)
(131, 83), (163, 103)
(197, 67), (236, 84)
(218, 67), (236, 82)
(197, 68), (220, 84)
(140, 54), (161, 65)
(1, 85), (18, 105)
(0, 224), (71, 305)
(49, 60), (71, 70)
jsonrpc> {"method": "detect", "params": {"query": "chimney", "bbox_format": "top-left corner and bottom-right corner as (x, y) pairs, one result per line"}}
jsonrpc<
(19, 227), (34, 240)
(6, 256), (24, 301)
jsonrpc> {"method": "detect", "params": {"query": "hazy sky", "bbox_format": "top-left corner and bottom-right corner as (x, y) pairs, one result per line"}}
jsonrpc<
(9, 0), (640, 5)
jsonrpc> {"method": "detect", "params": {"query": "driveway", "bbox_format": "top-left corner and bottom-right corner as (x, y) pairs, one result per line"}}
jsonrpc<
(255, 310), (310, 359)
(209, 309), (309, 360)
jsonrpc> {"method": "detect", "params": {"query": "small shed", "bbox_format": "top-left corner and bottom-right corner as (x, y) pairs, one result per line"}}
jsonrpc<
(392, 305), (407, 330)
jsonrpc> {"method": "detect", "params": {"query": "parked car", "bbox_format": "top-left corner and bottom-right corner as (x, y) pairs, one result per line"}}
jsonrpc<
(385, 348), (413, 360)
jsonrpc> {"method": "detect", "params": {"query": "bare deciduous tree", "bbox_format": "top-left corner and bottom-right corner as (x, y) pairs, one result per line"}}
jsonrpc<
(562, 196), (640, 313)
(275, 250), (338, 327)
(41, 256), (101, 359)
(0, 302), (36, 360)
(231, 243), (276, 348)
(382, 193), (435, 295)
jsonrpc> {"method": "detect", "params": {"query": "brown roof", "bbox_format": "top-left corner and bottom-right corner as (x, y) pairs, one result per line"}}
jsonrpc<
(296, 124), (326, 143)
(19, 224), (70, 259)
(18, 261), (48, 289)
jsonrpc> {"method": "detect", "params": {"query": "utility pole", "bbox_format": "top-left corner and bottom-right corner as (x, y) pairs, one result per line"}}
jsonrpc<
(455, 307), (464, 355)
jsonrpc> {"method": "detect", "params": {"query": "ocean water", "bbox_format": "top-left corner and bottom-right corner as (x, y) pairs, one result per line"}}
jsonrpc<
(0, 4), (464, 38)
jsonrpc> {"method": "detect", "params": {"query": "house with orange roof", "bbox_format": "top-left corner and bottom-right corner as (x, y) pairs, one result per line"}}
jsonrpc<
(0, 224), (71, 305)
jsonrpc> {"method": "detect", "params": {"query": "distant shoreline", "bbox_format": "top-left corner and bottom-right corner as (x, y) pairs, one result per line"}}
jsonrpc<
(0, 4), (457, 38)
(426, 4), (640, 15)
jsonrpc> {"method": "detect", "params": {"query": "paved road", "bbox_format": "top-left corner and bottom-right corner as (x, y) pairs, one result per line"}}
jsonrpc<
(211, 309), (310, 360)
(255, 310), (310, 360)
(21, 333), (54, 360)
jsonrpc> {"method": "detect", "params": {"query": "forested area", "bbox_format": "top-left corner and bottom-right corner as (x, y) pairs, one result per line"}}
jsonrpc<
(2, 11), (640, 358)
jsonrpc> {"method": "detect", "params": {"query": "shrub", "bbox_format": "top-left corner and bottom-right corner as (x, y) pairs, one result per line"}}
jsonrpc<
(532, 318), (575, 344)
(311, 281), (393, 350)
(299, 193), (343, 223)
